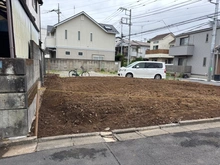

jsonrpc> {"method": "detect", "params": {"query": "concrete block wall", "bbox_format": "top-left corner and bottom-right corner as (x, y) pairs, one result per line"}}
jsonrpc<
(0, 58), (40, 139)
(46, 58), (121, 72)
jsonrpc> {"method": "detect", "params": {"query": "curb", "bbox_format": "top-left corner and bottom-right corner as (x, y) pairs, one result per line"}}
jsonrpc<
(179, 117), (220, 125)
(1, 117), (220, 147)
(38, 132), (100, 142)
(0, 136), (37, 148)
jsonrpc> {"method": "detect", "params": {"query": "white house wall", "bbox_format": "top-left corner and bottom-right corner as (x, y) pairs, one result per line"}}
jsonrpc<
(150, 35), (174, 49)
(11, 0), (39, 58)
(55, 15), (115, 60)
(26, 0), (40, 29)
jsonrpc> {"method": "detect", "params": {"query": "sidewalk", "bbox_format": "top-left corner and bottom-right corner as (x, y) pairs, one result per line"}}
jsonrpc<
(180, 77), (220, 86)
(1, 117), (220, 159)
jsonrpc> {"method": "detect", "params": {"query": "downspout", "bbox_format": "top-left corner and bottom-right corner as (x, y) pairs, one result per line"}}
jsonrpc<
(6, 0), (15, 58)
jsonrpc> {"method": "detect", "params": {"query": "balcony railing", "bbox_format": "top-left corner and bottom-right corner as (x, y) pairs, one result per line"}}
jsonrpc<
(169, 45), (194, 56)
(146, 49), (169, 54)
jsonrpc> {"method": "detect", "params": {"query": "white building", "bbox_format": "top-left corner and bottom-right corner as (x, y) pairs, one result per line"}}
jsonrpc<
(45, 11), (119, 61)
(145, 33), (175, 64)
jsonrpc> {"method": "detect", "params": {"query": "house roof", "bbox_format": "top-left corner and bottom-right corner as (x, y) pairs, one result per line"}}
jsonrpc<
(116, 39), (150, 47)
(150, 33), (173, 41)
(51, 11), (119, 34)
(169, 39), (175, 44)
(175, 26), (220, 37)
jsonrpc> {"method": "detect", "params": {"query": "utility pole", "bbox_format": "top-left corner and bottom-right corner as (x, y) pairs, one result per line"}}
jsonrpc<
(58, 3), (60, 23)
(207, 0), (219, 81)
(119, 7), (132, 65)
(49, 3), (61, 23)
(128, 9), (131, 65)
(121, 23), (123, 55)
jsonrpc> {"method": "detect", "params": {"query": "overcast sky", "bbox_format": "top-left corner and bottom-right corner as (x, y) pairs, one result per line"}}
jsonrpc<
(40, 0), (217, 41)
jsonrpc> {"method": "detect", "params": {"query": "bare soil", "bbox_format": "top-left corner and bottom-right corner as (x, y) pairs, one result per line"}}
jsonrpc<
(37, 75), (220, 137)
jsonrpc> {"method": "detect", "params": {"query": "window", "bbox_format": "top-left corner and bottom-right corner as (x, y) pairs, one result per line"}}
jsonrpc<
(133, 63), (145, 68)
(146, 63), (162, 68)
(90, 33), (93, 42)
(65, 30), (67, 39)
(153, 41), (159, 44)
(104, 26), (112, 30)
(78, 31), (80, 40)
(132, 48), (136, 52)
(93, 55), (104, 60)
(180, 37), (189, 46)
(153, 45), (159, 50)
(65, 51), (70, 55)
(32, 0), (37, 13)
(206, 34), (209, 43)
(203, 57), (206, 67)
(78, 52), (83, 56)
(178, 58), (184, 66)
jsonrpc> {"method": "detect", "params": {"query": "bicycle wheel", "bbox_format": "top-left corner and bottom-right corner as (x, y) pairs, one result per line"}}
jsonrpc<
(69, 70), (77, 77)
(81, 71), (90, 77)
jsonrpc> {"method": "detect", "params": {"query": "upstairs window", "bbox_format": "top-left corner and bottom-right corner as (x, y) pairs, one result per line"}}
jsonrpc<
(206, 34), (209, 43)
(90, 33), (93, 42)
(203, 57), (207, 67)
(180, 37), (189, 46)
(153, 45), (159, 50)
(153, 41), (159, 44)
(78, 31), (80, 41)
(65, 30), (67, 39)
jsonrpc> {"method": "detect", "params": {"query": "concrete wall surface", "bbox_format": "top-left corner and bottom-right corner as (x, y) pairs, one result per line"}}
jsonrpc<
(46, 58), (121, 72)
(0, 58), (40, 139)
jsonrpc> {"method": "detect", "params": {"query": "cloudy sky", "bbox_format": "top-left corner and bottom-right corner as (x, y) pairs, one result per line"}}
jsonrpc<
(40, 0), (217, 41)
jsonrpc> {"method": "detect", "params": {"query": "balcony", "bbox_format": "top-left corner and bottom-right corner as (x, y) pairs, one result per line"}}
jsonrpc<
(145, 49), (173, 59)
(146, 49), (169, 54)
(45, 37), (56, 48)
(169, 45), (194, 56)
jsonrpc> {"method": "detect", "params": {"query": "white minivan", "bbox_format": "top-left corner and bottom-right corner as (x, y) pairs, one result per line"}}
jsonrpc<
(118, 61), (166, 79)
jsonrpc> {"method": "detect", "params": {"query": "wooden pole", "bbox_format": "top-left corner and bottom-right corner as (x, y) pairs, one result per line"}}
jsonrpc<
(35, 81), (41, 137)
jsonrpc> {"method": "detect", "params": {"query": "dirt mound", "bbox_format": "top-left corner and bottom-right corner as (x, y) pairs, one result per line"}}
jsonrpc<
(37, 75), (220, 137)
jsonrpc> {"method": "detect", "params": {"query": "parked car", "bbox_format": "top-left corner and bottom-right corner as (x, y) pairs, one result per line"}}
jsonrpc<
(118, 61), (166, 79)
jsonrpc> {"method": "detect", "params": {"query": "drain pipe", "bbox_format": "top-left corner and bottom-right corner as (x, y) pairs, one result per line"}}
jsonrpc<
(6, 0), (15, 58)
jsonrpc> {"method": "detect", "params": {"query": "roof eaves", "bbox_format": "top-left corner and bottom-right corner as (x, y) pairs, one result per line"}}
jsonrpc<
(53, 11), (118, 34)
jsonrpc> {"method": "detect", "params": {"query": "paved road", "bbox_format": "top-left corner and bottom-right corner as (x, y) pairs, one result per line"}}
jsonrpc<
(1, 127), (220, 165)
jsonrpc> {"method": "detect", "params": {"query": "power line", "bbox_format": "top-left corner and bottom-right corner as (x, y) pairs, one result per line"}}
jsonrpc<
(125, 12), (220, 37)
(132, 0), (202, 19)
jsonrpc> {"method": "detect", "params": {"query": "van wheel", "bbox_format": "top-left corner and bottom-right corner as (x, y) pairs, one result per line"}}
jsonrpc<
(154, 74), (161, 79)
(126, 73), (133, 78)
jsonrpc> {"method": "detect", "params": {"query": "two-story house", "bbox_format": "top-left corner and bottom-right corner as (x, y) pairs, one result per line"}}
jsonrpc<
(45, 11), (119, 61)
(115, 38), (150, 61)
(145, 33), (175, 64)
(169, 27), (220, 79)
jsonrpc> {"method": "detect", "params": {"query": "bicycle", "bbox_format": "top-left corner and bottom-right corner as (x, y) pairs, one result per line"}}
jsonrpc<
(68, 66), (90, 77)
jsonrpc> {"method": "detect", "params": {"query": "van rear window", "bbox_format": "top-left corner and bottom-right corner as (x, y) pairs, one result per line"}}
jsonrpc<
(146, 63), (163, 68)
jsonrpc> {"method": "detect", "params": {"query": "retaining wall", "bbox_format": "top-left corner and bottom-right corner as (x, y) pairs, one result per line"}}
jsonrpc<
(0, 58), (40, 139)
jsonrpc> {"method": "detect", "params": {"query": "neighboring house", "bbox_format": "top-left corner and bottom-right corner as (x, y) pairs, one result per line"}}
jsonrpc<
(45, 11), (119, 61)
(0, 0), (44, 139)
(169, 27), (220, 78)
(145, 33), (175, 64)
(115, 38), (150, 60)
(41, 27), (47, 50)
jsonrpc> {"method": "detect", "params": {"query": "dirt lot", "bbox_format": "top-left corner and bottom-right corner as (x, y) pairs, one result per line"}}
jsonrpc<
(37, 75), (220, 137)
